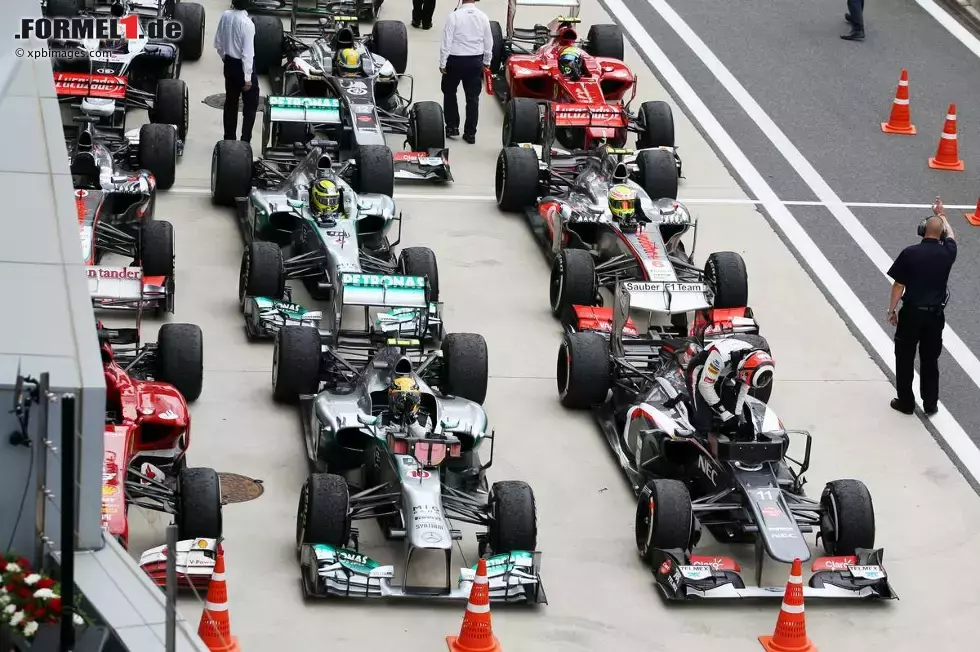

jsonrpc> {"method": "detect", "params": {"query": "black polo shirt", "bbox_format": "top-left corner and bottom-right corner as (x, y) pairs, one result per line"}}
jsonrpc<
(887, 237), (957, 308)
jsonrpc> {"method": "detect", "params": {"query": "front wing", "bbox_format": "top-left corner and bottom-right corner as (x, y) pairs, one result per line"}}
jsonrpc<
(393, 149), (453, 183)
(138, 538), (218, 592)
(299, 543), (546, 604)
(651, 548), (898, 601)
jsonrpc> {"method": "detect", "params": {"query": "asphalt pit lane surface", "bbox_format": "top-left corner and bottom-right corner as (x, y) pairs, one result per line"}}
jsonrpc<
(218, 472), (265, 505)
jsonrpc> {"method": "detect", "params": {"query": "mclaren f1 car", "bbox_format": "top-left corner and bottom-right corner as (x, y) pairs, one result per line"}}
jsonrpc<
(270, 284), (544, 603)
(556, 282), (897, 601)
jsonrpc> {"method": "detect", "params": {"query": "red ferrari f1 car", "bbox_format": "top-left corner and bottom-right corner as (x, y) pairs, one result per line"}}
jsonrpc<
(487, 1), (676, 156)
(97, 320), (221, 590)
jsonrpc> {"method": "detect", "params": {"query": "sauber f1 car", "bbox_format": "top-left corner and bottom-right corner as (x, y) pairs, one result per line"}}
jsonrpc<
(270, 286), (544, 603)
(248, 15), (451, 185)
(557, 282), (897, 601)
(488, 3), (676, 153)
(94, 321), (222, 590)
(212, 142), (442, 336)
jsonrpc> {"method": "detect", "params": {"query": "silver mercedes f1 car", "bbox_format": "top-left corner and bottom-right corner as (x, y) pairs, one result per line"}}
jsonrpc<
(270, 284), (545, 604)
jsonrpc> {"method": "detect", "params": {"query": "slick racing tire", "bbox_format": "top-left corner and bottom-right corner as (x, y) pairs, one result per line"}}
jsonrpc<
(440, 334), (489, 404)
(371, 20), (408, 75)
(176, 467), (222, 540)
(502, 98), (541, 147)
(252, 16), (284, 75)
(397, 247), (440, 301)
(495, 147), (539, 212)
(173, 2), (206, 62)
(211, 140), (252, 207)
(488, 481), (537, 555)
(585, 24), (625, 61)
(297, 474), (351, 550)
(557, 332), (610, 409)
(138, 124), (178, 190)
(139, 220), (175, 279)
(157, 323), (204, 402)
(489, 21), (505, 73)
(819, 479), (876, 556)
(152, 79), (189, 141)
(273, 325), (321, 403)
(550, 248), (597, 318)
(239, 241), (285, 305)
(704, 251), (749, 309)
(636, 100), (675, 149)
(636, 148), (678, 200)
(354, 145), (395, 198)
(635, 479), (693, 564)
(408, 101), (446, 151)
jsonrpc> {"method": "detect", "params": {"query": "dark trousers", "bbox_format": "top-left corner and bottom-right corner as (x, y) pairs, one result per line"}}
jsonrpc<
(441, 55), (483, 137)
(846, 0), (865, 30)
(412, 0), (435, 25)
(894, 305), (944, 408)
(223, 57), (259, 143)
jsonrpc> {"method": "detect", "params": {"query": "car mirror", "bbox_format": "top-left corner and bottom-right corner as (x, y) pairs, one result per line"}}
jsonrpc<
(287, 198), (306, 209)
(358, 414), (380, 426)
(439, 418), (460, 430)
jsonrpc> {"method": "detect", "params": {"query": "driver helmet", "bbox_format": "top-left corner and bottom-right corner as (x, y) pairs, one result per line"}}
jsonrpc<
(335, 48), (362, 77)
(310, 177), (341, 217)
(557, 46), (585, 79)
(389, 375), (421, 421)
(736, 349), (775, 390)
(608, 184), (638, 223)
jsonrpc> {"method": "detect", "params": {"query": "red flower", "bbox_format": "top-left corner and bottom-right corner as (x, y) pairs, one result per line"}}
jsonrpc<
(17, 587), (31, 599)
(4, 583), (14, 593)
(33, 607), (47, 619)
(0, 560), (7, 571)
(49, 598), (62, 614)
(16, 557), (30, 570)
(37, 578), (55, 590)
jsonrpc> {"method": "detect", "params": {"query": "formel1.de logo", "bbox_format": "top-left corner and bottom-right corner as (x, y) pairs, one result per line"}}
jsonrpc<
(16, 15), (183, 41)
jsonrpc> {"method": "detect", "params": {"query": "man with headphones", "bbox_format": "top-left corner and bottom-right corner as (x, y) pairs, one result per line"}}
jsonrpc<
(214, 0), (259, 143)
(886, 197), (957, 416)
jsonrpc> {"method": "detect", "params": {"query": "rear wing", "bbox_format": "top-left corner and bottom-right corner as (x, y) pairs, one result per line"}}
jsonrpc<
(506, 0), (580, 39)
(339, 273), (429, 309)
(87, 265), (171, 313)
(267, 96), (342, 125)
(54, 72), (127, 100)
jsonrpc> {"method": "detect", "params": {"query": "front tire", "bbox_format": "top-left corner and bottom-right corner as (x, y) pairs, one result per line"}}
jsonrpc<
(488, 481), (537, 554)
(239, 241), (285, 304)
(176, 467), (222, 540)
(296, 473), (351, 549)
(635, 479), (693, 564)
(152, 79), (189, 140)
(819, 479), (876, 556)
(397, 247), (439, 301)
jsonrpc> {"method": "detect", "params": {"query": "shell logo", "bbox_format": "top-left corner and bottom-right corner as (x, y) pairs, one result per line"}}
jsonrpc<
(102, 485), (117, 496)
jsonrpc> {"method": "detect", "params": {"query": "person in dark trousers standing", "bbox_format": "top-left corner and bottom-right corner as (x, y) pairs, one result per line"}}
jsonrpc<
(214, 0), (258, 143)
(440, 0), (493, 144)
(886, 198), (956, 416)
(412, 0), (436, 29)
(842, 0), (865, 41)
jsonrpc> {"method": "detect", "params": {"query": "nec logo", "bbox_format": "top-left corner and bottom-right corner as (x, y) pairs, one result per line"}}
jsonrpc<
(16, 15), (183, 41)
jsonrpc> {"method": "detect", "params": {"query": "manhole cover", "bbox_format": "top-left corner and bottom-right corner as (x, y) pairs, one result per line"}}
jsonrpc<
(218, 473), (265, 504)
(203, 93), (268, 112)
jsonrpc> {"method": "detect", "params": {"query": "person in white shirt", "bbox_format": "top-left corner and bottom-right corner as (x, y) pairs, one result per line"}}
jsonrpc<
(439, 0), (493, 144)
(214, 0), (259, 143)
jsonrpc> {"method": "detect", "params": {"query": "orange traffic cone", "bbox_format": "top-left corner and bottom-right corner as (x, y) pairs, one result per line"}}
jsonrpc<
(197, 546), (240, 652)
(447, 558), (502, 652)
(881, 69), (916, 135)
(759, 559), (817, 652)
(928, 104), (965, 171)
(965, 198), (980, 226)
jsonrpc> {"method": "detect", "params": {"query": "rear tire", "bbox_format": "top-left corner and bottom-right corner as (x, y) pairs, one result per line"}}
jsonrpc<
(297, 473), (351, 548)
(635, 479), (693, 564)
(489, 21), (504, 73)
(139, 220), (175, 279)
(157, 323), (204, 402)
(819, 479), (876, 556)
(239, 241), (285, 304)
(636, 100), (675, 149)
(550, 248), (596, 317)
(502, 98), (540, 146)
(585, 24), (625, 61)
(636, 149), (678, 200)
(211, 140), (252, 206)
(489, 481), (537, 554)
(176, 467), (222, 540)
(371, 20), (408, 74)
(138, 124), (177, 190)
(408, 101), (446, 151)
(557, 332), (610, 409)
(354, 145), (394, 197)
(397, 246), (440, 301)
(704, 251), (749, 309)
(273, 325), (322, 403)
(172, 2), (206, 62)
(252, 16), (284, 75)
(495, 147), (539, 212)
(440, 333), (489, 404)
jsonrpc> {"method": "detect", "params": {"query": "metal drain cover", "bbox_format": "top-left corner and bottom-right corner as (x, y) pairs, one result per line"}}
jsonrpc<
(202, 93), (268, 112)
(218, 473), (265, 504)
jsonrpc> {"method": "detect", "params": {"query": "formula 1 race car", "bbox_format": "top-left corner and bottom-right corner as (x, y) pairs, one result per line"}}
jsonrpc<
(487, 4), (674, 152)
(271, 294), (544, 602)
(95, 320), (221, 590)
(46, 0), (206, 61)
(557, 282), (897, 601)
(211, 141), (442, 334)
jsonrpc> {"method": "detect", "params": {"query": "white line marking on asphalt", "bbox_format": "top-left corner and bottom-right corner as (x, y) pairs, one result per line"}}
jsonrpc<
(168, 187), (979, 210)
(603, 0), (980, 483)
(915, 0), (980, 59)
